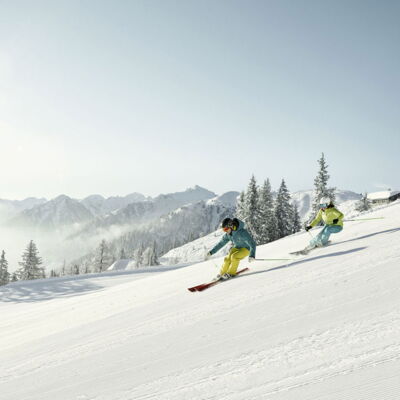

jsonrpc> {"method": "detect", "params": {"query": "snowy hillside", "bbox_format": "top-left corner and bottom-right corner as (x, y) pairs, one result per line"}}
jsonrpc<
(161, 229), (227, 265)
(1, 201), (399, 400)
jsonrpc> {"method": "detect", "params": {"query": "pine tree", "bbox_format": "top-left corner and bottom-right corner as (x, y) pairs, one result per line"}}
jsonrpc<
(119, 247), (127, 260)
(275, 179), (294, 239)
(312, 153), (336, 213)
(133, 245), (144, 268)
(150, 242), (159, 266)
(235, 191), (246, 220)
(0, 250), (10, 286)
(258, 179), (277, 244)
(17, 240), (45, 280)
(73, 264), (80, 275)
(50, 269), (59, 278)
(291, 203), (302, 234)
(356, 193), (371, 212)
(94, 239), (112, 272)
(142, 245), (159, 266)
(242, 175), (262, 242)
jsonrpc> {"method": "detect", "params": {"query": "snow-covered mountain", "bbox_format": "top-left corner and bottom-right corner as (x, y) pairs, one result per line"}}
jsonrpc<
(0, 197), (47, 222)
(11, 195), (94, 229)
(80, 193), (148, 217)
(73, 186), (218, 237)
(2, 201), (399, 400)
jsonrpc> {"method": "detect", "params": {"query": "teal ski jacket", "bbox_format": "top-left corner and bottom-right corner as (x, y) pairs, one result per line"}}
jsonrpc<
(210, 219), (256, 258)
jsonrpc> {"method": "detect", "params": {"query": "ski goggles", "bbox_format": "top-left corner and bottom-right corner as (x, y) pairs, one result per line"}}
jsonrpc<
(319, 203), (328, 209)
(222, 226), (231, 232)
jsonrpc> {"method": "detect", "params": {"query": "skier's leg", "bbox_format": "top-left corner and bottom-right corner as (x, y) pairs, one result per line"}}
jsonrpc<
(219, 248), (237, 275)
(311, 225), (342, 247)
(319, 225), (342, 245)
(227, 248), (250, 275)
(310, 226), (328, 247)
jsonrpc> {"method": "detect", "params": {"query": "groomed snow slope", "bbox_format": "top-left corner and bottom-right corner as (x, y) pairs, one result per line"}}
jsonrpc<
(1, 202), (400, 400)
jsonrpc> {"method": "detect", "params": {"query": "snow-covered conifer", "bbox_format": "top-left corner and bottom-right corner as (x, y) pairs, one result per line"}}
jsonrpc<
(258, 179), (277, 244)
(50, 269), (59, 278)
(243, 175), (262, 242)
(142, 245), (158, 266)
(17, 240), (45, 281)
(0, 250), (10, 286)
(291, 203), (302, 234)
(119, 248), (127, 259)
(275, 179), (294, 239)
(356, 193), (371, 212)
(94, 239), (112, 272)
(312, 153), (336, 213)
(133, 245), (144, 268)
(235, 191), (246, 220)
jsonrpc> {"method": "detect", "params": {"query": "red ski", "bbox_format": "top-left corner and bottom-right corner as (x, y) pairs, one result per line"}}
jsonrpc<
(188, 268), (249, 292)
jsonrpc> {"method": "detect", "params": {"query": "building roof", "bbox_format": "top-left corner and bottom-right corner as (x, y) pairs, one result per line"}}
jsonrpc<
(367, 190), (400, 200)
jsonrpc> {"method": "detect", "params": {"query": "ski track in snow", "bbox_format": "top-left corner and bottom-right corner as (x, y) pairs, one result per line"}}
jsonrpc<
(1, 201), (400, 400)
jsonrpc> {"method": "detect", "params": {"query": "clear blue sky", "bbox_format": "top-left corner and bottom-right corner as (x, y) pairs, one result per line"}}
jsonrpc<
(1, 0), (399, 199)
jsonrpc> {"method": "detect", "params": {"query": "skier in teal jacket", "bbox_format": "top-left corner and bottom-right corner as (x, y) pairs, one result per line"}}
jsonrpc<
(206, 218), (256, 279)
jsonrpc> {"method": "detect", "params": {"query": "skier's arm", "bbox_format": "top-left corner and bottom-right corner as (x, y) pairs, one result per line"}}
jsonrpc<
(330, 208), (344, 224)
(244, 230), (257, 258)
(310, 210), (322, 227)
(209, 234), (230, 255)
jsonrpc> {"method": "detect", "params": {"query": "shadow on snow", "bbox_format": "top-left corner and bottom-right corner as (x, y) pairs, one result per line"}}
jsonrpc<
(245, 246), (368, 277)
(0, 265), (184, 303)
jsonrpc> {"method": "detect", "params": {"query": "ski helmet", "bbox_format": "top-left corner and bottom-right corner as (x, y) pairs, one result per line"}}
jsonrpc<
(319, 196), (331, 208)
(221, 218), (233, 229)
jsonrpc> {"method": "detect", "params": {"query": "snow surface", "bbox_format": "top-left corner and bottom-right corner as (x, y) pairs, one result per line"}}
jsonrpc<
(1, 202), (400, 400)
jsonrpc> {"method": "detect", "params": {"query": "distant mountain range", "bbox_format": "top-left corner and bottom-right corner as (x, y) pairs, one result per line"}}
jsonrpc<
(3, 185), (217, 231)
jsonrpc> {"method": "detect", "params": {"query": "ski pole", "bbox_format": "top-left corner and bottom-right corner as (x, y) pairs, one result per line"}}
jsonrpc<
(255, 258), (293, 261)
(344, 217), (384, 222)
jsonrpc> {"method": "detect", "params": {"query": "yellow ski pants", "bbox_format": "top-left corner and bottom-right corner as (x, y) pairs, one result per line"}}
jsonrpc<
(220, 247), (250, 275)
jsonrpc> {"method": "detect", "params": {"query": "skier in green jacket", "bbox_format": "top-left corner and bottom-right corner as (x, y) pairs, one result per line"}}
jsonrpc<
(305, 197), (344, 248)
(206, 218), (256, 280)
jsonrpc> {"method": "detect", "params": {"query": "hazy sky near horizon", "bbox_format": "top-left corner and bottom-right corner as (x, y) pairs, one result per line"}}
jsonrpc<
(1, 0), (399, 200)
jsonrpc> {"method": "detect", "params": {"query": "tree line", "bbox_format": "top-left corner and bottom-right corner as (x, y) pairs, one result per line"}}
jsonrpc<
(236, 176), (302, 245)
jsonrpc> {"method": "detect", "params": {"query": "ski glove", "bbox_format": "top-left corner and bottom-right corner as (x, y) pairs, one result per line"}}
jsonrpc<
(305, 225), (312, 231)
(205, 252), (212, 261)
(248, 256), (255, 263)
(332, 219), (339, 224)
